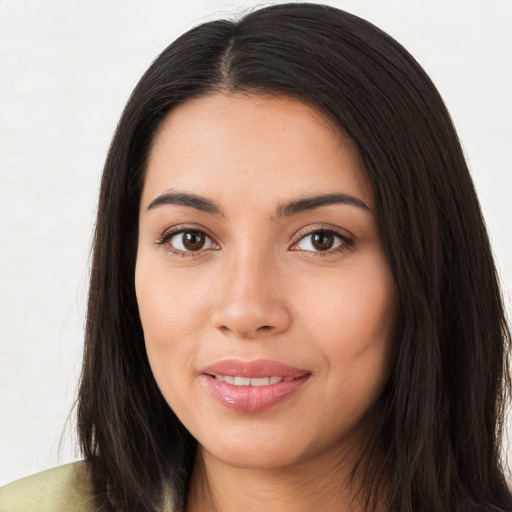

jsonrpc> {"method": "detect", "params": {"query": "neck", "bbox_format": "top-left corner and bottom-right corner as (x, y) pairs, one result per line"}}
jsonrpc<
(186, 443), (386, 512)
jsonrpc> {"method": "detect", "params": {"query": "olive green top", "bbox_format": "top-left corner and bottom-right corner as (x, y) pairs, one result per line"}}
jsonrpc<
(0, 462), (95, 512)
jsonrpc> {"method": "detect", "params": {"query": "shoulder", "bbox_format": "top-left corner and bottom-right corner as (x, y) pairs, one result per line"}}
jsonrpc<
(0, 461), (95, 512)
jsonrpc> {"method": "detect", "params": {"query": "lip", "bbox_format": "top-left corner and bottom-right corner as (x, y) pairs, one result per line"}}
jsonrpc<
(202, 359), (309, 378)
(200, 359), (311, 412)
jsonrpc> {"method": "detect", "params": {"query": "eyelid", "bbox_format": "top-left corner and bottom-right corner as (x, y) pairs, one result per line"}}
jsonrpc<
(156, 224), (220, 256)
(155, 223), (353, 257)
(290, 224), (354, 254)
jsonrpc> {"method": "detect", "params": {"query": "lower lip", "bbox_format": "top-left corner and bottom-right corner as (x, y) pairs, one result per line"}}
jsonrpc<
(201, 374), (310, 413)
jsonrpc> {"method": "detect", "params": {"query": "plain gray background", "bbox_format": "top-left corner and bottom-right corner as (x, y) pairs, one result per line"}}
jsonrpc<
(1, 0), (511, 486)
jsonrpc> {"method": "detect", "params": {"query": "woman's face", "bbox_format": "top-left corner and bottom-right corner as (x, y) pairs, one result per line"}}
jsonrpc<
(136, 93), (398, 470)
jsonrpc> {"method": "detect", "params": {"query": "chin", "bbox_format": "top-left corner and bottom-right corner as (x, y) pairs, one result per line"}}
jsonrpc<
(203, 441), (303, 470)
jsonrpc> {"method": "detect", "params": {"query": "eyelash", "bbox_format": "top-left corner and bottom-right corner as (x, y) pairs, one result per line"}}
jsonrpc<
(291, 225), (354, 256)
(156, 225), (218, 258)
(156, 224), (354, 258)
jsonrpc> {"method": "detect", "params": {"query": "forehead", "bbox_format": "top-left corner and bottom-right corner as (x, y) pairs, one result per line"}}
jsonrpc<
(142, 93), (373, 210)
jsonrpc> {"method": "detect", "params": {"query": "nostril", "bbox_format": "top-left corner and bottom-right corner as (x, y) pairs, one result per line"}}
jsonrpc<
(257, 325), (272, 331)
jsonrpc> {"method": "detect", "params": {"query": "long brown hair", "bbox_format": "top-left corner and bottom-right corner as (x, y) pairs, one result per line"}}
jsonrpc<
(77, 3), (512, 511)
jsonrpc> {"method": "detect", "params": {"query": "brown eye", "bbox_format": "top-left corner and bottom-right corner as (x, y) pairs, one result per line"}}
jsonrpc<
(311, 232), (334, 251)
(182, 231), (206, 251)
(164, 229), (216, 253)
(293, 229), (350, 254)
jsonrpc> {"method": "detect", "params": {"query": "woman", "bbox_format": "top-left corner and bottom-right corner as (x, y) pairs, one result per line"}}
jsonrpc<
(1, 3), (510, 511)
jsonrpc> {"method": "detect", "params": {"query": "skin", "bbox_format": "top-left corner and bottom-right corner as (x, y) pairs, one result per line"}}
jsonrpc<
(135, 93), (399, 512)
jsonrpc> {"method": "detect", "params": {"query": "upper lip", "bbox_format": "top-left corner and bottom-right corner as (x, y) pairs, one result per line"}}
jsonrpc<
(201, 359), (310, 378)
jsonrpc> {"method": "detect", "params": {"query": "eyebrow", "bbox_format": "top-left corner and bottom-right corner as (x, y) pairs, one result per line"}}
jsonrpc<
(146, 190), (371, 217)
(275, 193), (371, 218)
(147, 191), (224, 216)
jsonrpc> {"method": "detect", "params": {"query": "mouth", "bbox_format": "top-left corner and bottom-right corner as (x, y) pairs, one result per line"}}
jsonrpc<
(201, 358), (309, 379)
(209, 375), (295, 386)
(201, 359), (311, 412)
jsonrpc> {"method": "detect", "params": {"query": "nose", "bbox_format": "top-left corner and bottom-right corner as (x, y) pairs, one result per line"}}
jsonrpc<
(211, 250), (292, 339)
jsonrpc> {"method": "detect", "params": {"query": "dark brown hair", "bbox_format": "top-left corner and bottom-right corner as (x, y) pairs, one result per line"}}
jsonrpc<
(77, 3), (512, 511)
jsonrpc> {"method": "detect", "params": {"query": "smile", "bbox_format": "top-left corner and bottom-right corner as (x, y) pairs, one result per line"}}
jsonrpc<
(201, 359), (311, 412)
(211, 375), (294, 386)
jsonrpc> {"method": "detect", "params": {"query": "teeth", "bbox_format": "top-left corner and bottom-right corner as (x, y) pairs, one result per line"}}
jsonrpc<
(250, 377), (270, 386)
(214, 375), (288, 386)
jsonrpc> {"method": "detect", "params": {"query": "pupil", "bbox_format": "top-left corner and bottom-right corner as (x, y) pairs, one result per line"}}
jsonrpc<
(312, 232), (334, 251)
(183, 231), (205, 251)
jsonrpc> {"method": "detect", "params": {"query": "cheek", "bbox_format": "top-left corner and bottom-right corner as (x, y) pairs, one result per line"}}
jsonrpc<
(296, 256), (398, 388)
(135, 261), (212, 378)
(302, 260), (396, 334)
(303, 268), (397, 438)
